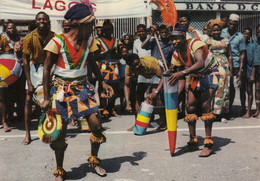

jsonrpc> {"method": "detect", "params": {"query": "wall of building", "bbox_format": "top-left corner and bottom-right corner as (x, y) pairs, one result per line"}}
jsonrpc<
(152, 1), (260, 38)
(1, 1), (260, 39)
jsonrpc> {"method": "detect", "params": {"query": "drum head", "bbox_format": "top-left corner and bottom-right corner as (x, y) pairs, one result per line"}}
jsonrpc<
(38, 109), (63, 144)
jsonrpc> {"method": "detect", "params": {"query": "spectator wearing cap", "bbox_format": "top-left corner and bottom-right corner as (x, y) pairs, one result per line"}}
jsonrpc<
(221, 14), (246, 119)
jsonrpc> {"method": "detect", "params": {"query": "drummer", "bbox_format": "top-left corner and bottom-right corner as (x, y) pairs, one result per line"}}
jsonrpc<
(0, 32), (11, 132)
(124, 53), (166, 131)
(168, 24), (219, 157)
(22, 12), (56, 145)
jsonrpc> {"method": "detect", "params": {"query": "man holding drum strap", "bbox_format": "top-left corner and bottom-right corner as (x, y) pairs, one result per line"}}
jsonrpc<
(124, 54), (165, 131)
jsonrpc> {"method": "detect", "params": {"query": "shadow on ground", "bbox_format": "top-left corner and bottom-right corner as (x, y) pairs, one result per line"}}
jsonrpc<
(173, 134), (235, 157)
(66, 151), (147, 180)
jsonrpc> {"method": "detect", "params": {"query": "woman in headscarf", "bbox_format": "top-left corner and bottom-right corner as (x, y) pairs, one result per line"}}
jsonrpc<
(205, 19), (232, 122)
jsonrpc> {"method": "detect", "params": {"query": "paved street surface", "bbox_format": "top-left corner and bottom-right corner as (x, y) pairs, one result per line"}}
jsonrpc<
(0, 95), (260, 181)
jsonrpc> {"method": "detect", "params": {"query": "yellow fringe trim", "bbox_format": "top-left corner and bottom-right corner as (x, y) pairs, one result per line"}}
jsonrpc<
(53, 167), (66, 177)
(88, 155), (101, 168)
(184, 114), (198, 122)
(201, 112), (216, 121)
(204, 138), (214, 145)
(90, 133), (106, 144)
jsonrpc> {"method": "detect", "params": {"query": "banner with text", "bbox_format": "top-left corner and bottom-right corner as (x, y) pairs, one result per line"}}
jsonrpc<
(151, 2), (260, 12)
(0, 0), (148, 20)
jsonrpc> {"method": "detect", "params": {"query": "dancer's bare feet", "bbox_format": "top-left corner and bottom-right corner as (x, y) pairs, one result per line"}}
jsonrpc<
(242, 112), (251, 118)
(3, 123), (11, 132)
(22, 136), (31, 145)
(95, 166), (107, 177)
(127, 125), (134, 131)
(252, 111), (259, 118)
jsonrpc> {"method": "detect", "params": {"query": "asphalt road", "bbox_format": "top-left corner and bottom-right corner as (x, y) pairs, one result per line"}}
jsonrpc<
(0, 94), (260, 181)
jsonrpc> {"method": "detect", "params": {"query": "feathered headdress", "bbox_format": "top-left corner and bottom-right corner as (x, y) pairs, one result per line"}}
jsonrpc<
(149, 0), (177, 28)
(80, 0), (96, 13)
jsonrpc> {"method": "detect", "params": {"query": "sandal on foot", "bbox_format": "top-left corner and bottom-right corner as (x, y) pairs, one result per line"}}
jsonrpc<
(53, 167), (66, 180)
(95, 166), (107, 177)
(182, 137), (199, 152)
(88, 155), (107, 177)
(199, 138), (214, 157)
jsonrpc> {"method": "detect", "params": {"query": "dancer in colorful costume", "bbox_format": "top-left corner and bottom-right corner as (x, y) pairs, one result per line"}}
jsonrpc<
(168, 24), (219, 157)
(96, 20), (122, 117)
(41, 3), (114, 180)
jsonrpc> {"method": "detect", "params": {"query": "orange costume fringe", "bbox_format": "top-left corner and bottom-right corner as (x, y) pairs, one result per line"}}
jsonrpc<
(90, 133), (106, 144)
(88, 154), (101, 168)
(53, 167), (66, 177)
(200, 112), (216, 122)
(184, 114), (198, 122)
(204, 138), (214, 148)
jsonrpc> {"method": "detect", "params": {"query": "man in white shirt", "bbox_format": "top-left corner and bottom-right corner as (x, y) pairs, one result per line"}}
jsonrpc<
(179, 14), (202, 39)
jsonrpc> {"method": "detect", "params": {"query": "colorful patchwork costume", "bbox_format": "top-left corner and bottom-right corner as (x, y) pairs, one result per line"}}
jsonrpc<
(96, 37), (122, 83)
(45, 34), (99, 123)
(171, 38), (219, 91)
(96, 36), (122, 115)
(44, 33), (106, 175)
(171, 38), (219, 149)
